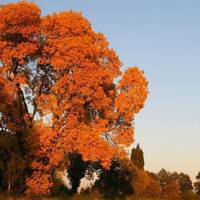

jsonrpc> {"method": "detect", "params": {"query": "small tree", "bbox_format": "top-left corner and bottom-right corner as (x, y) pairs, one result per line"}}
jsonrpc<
(95, 159), (135, 200)
(172, 172), (193, 193)
(157, 169), (172, 190)
(178, 172), (193, 193)
(131, 144), (144, 169)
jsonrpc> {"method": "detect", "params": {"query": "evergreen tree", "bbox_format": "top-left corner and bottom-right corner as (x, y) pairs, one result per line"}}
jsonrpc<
(131, 144), (144, 169)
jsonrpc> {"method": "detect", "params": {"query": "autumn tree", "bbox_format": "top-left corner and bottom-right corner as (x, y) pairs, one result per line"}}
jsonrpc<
(143, 175), (161, 198)
(0, 15), (32, 192)
(0, 1), (148, 196)
(144, 171), (161, 198)
(161, 180), (181, 199)
(131, 143), (144, 169)
(132, 169), (161, 198)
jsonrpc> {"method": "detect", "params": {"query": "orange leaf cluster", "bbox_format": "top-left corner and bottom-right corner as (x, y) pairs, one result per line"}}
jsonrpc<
(0, 1), (148, 195)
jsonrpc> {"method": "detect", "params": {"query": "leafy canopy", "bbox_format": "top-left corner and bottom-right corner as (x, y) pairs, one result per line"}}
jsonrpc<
(0, 1), (148, 195)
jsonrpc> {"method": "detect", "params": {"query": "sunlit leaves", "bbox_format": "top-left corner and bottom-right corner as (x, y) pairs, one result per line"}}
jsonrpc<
(0, 1), (148, 196)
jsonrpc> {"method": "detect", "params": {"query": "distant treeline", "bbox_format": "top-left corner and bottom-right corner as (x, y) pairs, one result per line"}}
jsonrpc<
(83, 144), (200, 200)
(1, 143), (200, 200)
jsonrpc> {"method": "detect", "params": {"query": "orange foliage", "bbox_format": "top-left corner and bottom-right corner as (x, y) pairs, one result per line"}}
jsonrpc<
(0, 1), (40, 66)
(162, 180), (181, 199)
(0, 1), (148, 195)
(26, 172), (53, 196)
(132, 169), (161, 198)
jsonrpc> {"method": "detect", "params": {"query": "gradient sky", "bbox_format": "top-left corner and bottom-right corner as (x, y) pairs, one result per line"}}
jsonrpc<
(2, 0), (200, 181)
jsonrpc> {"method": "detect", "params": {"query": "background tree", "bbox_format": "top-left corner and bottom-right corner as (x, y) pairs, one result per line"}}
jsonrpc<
(157, 169), (194, 199)
(157, 168), (177, 197)
(172, 172), (193, 193)
(194, 172), (200, 196)
(161, 180), (181, 199)
(131, 143), (144, 169)
(0, 1), (148, 196)
(94, 159), (134, 200)
(132, 169), (161, 198)
(144, 171), (161, 198)
(157, 169), (172, 191)
(143, 175), (161, 198)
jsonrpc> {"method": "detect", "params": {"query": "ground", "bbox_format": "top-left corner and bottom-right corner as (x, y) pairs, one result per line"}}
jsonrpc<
(0, 193), (181, 200)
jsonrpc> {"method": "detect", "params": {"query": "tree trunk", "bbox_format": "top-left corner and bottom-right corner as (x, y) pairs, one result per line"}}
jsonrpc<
(67, 153), (88, 194)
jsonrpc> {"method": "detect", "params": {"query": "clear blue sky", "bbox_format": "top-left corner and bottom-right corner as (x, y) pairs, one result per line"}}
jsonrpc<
(2, 0), (200, 181)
